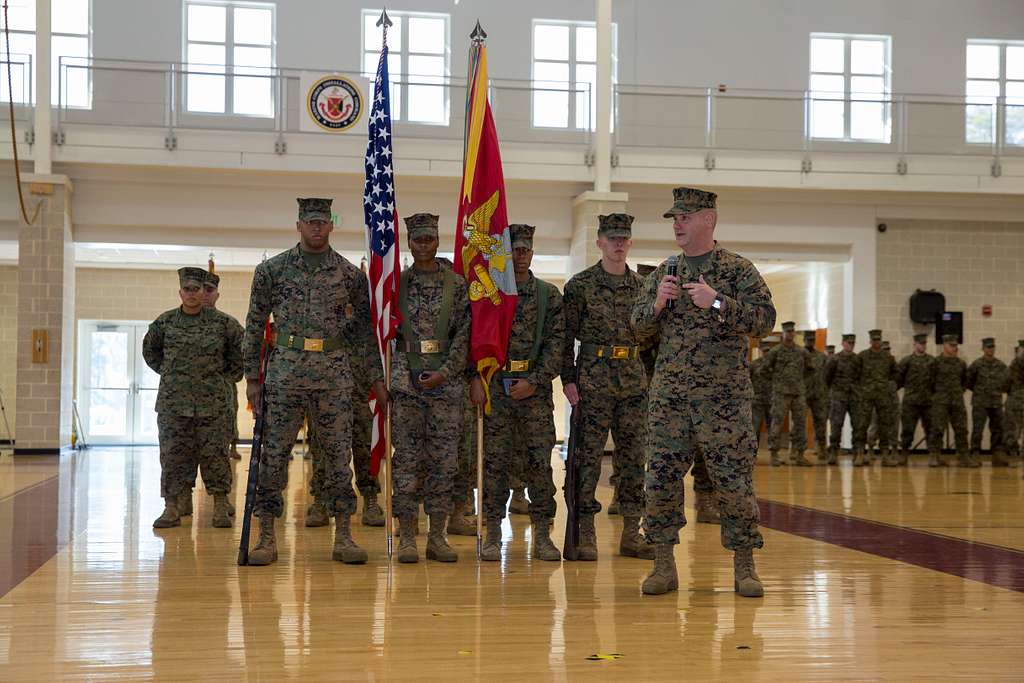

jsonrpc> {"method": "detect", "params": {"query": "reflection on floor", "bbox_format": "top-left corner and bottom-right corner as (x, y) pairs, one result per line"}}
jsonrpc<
(0, 447), (1022, 680)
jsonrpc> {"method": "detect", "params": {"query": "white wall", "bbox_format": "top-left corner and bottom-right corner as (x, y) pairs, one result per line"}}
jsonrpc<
(87, 0), (1024, 94)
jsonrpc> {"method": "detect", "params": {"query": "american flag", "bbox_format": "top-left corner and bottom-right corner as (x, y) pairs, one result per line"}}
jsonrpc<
(364, 45), (400, 477)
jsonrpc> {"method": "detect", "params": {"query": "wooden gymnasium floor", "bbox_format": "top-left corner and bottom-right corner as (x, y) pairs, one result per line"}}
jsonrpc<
(1, 446), (1023, 681)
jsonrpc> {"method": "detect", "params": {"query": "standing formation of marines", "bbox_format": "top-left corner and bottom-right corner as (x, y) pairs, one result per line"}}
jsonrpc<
(145, 185), (1022, 602)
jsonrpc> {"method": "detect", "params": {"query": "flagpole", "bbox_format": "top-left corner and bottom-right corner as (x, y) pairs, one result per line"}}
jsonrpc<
(476, 404), (485, 558)
(384, 346), (393, 559)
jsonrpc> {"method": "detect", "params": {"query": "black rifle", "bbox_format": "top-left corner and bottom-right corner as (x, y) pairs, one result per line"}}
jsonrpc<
(237, 323), (271, 566)
(562, 404), (583, 561)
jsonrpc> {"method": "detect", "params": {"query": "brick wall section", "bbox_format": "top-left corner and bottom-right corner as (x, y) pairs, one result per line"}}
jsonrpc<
(0, 266), (16, 438)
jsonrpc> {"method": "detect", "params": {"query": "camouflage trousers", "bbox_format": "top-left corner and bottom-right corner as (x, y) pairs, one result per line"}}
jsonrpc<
(391, 389), (461, 519)
(308, 399), (378, 501)
(255, 384), (357, 518)
(866, 403), (899, 449)
(455, 398), (479, 506)
(928, 400), (968, 456)
(899, 401), (932, 452)
(227, 383), (240, 447)
(971, 403), (1004, 454)
(854, 393), (895, 453)
(612, 447), (713, 493)
(768, 393), (807, 452)
(1004, 392), (1024, 455)
(482, 387), (557, 523)
(644, 395), (763, 551)
(577, 393), (647, 518)
(158, 413), (231, 499)
(828, 393), (860, 450)
(806, 394), (829, 448)
(750, 400), (772, 447)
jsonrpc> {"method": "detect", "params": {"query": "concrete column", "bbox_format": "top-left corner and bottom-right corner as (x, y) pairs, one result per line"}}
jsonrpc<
(569, 190), (629, 275)
(594, 0), (612, 193)
(15, 175), (75, 453)
(34, 0), (52, 175)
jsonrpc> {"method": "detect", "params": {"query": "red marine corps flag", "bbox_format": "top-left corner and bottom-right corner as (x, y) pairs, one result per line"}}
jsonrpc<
(454, 21), (517, 414)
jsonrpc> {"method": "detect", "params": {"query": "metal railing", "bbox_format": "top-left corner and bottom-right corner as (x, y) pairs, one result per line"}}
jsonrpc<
(56, 57), (594, 148)
(50, 57), (1024, 163)
(614, 84), (1016, 158)
(0, 53), (34, 127)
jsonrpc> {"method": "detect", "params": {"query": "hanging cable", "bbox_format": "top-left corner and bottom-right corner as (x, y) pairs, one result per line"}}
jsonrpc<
(4, 0), (41, 226)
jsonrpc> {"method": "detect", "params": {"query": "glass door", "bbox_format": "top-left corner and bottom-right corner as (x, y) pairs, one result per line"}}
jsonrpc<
(78, 322), (160, 445)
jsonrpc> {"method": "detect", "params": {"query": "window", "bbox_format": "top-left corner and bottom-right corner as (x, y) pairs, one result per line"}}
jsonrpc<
(184, 1), (275, 117)
(965, 41), (1024, 145)
(361, 9), (449, 125)
(0, 0), (91, 107)
(809, 34), (891, 142)
(531, 20), (616, 130)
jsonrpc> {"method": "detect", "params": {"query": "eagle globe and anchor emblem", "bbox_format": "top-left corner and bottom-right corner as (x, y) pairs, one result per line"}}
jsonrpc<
(307, 76), (363, 131)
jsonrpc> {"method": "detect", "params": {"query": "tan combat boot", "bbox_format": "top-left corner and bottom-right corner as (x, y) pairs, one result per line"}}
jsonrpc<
(791, 450), (812, 467)
(152, 499), (181, 529)
(425, 513), (458, 562)
(332, 514), (368, 564)
(898, 448), (910, 466)
(447, 501), (477, 536)
(734, 547), (764, 598)
(177, 490), (193, 517)
(248, 513), (278, 566)
(769, 450), (783, 467)
(816, 441), (829, 465)
(509, 488), (530, 515)
(992, 450), (1011, 467)
(577, 515), (598, 561)
(958, 452), (977, 468)
(928, 452), (946, 467)
(532, 521), (561, 561)
(694, 491), (721, 525)
(397, 515), (419, 563)
(305, 501), (329, 527)
(882, 447), (900, 467)
(480, 518), (502, 562)
(361, 494), (385, 527)
(620, 516), (655, 559)
(826, 446), (839, 466)
(212, 494), (232, 528)
(641, 544), (678, 595)
(852, 450), (868, 467)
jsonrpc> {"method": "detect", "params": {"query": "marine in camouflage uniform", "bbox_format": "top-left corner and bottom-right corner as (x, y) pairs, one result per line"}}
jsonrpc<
(766, 321), (812, 466)
(966, 337), (1008, 467)
(1002, 340), (1024, 463)
(391, 213), (470, 564)
(824, 334), (860, 464)
(895, 333), (934, 466)
(865, 340), (901, 464)
(145, 267), (243, 530)
(749, 340), (773, 452)
(852, 329), (896, 466)
(242, 198), (385, 566)
(473, 225), (563, 562)
(634, 187), (776, 598)
(802, 331), (829, 463)
(562, 213), (653, 562)
(638, 263), (719, 524)
(928, 334), (969, 467)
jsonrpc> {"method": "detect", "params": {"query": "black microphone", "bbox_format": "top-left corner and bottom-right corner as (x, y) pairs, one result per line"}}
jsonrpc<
(665, 255), (678, 311)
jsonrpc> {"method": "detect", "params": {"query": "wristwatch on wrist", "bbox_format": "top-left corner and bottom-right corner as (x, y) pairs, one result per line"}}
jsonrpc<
(711, 294), (724, 311)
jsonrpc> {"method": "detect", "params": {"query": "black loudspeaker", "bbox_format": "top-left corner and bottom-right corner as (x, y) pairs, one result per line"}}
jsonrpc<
(936, 311), (963, 345)
(909, 289), (945, 324)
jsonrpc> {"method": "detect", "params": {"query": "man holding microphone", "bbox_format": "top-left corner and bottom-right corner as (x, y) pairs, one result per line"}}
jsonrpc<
(631, 187), (776, 597)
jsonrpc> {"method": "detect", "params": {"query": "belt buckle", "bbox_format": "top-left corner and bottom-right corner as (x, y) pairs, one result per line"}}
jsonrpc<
(420, 340), (440, 354)
(508, 360), (530, 372)
(304, 338), (324, 352)
(612, 346), (631, 360)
